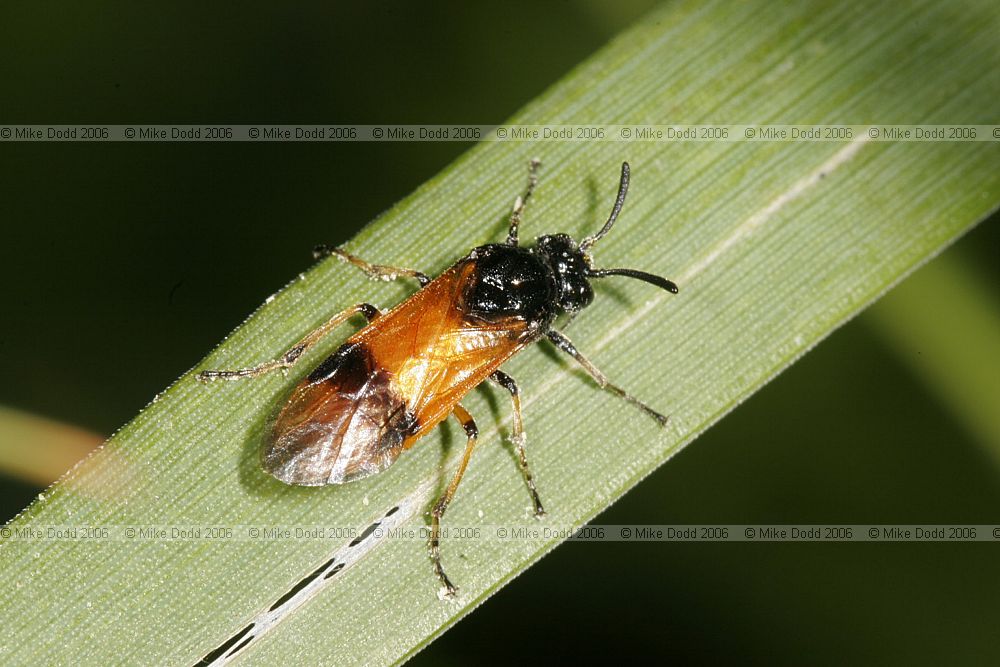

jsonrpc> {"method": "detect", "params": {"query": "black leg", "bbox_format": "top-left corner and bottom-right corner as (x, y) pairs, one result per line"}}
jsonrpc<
(489, 370), (545, 517)
(196, 303), (381, 381)
(506, 158), (541, 246)
(313, 246), (430, 287)
(430, 403), (479, 598)
(546, 329), (668, 426)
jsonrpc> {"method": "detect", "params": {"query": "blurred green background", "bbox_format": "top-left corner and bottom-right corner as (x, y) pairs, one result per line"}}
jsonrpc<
(1, 2), (997, 664)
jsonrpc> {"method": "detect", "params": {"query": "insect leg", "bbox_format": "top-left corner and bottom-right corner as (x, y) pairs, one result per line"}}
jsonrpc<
(546, 329), (669, 426)
(505, 158), (542, 246)
(313, 246), (430, 287)
(430, 403), (479, 598)
(489, 370), (545, 517)
(196, 303), (381, 381)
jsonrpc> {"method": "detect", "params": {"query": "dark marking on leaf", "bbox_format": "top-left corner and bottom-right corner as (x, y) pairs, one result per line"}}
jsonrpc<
(349, 521), (381, 547)
(267, 558), (335, 612)
(323, 563), (346, 580)
(197, 624), (254, 665)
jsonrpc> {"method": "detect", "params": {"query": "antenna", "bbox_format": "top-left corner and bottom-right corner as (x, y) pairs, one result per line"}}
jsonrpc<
(580, 161), (629, 253)
(588, 267), (678, 294)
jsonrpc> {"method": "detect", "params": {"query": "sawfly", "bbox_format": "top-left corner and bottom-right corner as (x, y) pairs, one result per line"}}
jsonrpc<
(198, 160), (678, 596)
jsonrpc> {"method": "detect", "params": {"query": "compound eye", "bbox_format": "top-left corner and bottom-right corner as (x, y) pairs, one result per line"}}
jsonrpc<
(578, 281), (595, 308)
(558, 277), (593, 312)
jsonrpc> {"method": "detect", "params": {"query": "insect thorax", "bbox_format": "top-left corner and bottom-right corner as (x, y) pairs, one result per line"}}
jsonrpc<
(463, 244), (560, 327)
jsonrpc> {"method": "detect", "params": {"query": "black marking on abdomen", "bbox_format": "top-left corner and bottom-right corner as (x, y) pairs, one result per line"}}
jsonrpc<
(306, 341), (370, 386)
(263, 341), (418, 485)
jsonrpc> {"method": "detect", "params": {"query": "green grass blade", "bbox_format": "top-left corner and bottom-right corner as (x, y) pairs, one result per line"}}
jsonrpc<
(2, 1), (998, 665)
